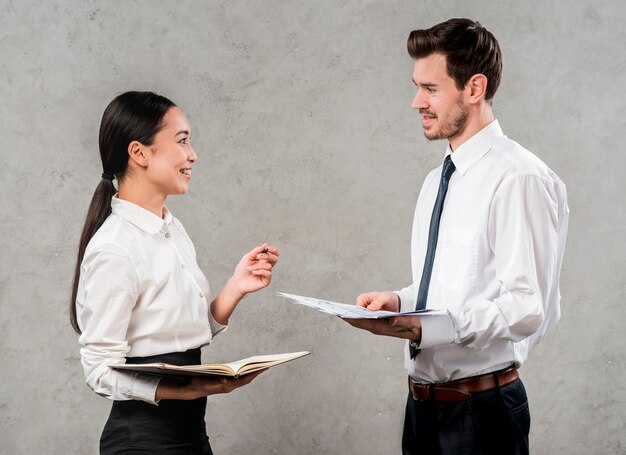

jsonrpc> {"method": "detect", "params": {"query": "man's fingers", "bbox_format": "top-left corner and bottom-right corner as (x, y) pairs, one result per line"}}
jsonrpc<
(356, 292), (382, 308)
(367, 298), (386, 311)
(356, 293), (372, 308)
(342, 317), (381, 333)
(356, 292), (399, 312)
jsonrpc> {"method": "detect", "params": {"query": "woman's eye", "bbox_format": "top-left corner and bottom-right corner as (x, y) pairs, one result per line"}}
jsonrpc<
(179, 138), (188, 145)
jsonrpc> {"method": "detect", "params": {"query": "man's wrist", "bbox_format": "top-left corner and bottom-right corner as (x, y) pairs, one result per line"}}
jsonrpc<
(393, 292), (401, 312)
(410, 321), (422, 347)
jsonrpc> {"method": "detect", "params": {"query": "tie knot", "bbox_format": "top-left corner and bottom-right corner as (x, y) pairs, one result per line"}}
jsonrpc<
(442, 155), (456, 181)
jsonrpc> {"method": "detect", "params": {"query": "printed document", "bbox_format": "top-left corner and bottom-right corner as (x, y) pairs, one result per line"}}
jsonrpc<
(278, 292), (448, 319)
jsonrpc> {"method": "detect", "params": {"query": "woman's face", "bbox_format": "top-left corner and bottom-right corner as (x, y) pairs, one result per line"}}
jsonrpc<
(145, 107), (197, 196)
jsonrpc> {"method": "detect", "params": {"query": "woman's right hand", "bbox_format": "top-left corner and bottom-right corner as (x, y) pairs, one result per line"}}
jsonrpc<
(228, 244), (280, 297)
(155, 369), (266, 401)
(210, 244), (280, 325)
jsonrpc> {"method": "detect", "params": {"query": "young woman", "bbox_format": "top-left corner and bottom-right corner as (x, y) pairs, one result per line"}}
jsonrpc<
(70, 91), (279, 454)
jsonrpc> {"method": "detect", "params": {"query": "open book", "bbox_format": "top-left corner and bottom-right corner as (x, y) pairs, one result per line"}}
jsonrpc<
(110, 351), (310, 378)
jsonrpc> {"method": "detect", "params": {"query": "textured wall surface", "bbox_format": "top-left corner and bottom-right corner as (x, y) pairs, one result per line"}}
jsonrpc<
(1, 0), (625, 454)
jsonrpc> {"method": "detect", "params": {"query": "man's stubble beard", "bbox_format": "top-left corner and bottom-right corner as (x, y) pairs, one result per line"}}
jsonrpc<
(424, 96), (469, 142)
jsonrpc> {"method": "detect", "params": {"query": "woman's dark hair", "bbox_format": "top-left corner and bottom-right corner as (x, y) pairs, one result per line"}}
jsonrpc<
(407, 18), (502, 101)
(70, 91), (176, 334)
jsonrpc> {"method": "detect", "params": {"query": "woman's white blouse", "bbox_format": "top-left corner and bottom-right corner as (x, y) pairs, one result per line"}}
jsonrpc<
(76, 197), (226, 405)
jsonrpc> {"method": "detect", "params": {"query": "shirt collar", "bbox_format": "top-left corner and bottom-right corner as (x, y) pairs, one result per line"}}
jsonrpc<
(446, 119), (504, 176)
(111, 197), (173, 234)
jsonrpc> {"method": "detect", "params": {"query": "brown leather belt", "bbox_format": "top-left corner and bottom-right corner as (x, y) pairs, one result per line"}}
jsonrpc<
(409, 365), (519, 402)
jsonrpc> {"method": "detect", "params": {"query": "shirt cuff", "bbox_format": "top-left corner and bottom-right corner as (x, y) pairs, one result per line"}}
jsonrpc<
(394, 289), (416, 312)
(208, 311), (228, 337)
(418, 312), (455, 349)
(131, 373), (161, 405)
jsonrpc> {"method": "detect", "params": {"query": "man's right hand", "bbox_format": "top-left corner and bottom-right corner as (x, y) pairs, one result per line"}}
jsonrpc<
(356, 291), (400, 312)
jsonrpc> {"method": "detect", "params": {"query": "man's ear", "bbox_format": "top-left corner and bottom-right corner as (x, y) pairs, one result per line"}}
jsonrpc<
(466, 74), (488, 104)
(128, 141), (149, 167)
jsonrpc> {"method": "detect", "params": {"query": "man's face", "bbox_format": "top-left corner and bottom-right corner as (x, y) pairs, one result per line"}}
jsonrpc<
(411, 53), (468, 142)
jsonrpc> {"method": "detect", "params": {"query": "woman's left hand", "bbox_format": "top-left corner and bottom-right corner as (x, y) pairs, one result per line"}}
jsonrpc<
(229, 243), (280, 297)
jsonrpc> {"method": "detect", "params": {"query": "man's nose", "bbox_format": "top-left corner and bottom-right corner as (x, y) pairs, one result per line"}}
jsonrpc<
(411, 90), (428, 110)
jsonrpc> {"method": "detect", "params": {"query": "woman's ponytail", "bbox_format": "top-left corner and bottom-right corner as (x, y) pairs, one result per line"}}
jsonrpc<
(69, 178), (116, 333)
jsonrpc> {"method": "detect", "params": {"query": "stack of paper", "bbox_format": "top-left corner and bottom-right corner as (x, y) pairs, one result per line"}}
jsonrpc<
(277, 292), (448, 319)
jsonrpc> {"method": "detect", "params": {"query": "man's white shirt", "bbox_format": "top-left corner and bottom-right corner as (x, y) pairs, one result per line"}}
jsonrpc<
(396, 120), (569, 383)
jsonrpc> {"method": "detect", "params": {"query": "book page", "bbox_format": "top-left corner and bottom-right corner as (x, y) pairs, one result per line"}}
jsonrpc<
(109, 351), (310, 377)
(224, 351), (310, 375)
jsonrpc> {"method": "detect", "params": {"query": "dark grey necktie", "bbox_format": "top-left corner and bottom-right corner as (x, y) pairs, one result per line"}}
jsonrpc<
(410, 155), (456, 359)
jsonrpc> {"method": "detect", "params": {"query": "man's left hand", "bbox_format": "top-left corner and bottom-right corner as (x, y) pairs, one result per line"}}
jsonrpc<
(343, 315), (422, 341)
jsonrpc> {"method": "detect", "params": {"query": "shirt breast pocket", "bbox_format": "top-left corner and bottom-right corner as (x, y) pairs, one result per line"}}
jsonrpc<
(435, 228), (478, 293)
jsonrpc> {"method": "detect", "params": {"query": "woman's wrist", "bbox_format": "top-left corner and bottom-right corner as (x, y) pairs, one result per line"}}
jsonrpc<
(210, 278), (245, 326)
(155, 379), (193, 401)
(223, 277), (246, 303)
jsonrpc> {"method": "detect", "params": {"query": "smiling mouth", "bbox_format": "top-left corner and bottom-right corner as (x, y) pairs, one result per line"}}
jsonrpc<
(422, 115), (436, 126)
(420, 110), (437, 123)
(180, 169), (191, 176)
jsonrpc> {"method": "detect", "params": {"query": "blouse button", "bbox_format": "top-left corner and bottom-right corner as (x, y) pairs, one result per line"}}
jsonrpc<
(199, 292), (204, 298)
(165, 232), (171, 238)
(181, 263), (186, 269)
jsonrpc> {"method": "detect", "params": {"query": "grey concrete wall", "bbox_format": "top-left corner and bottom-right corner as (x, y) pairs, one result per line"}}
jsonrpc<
(1, 0), (624, 453)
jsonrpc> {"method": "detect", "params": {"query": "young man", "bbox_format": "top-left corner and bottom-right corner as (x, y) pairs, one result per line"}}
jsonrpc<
(345, 18), (569, 455)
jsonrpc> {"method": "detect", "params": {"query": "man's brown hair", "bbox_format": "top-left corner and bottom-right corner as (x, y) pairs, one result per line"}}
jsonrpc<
(407, 18), (503, 101)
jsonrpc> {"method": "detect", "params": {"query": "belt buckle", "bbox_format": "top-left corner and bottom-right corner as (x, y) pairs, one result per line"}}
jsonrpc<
(409, 377), (428, 401)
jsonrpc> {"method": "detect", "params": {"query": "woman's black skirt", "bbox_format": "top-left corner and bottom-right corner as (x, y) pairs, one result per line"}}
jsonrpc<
(100, 348), (213, 454)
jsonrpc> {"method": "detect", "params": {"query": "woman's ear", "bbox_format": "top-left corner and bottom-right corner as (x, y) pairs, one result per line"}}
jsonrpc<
(128, 141), (149, 167)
